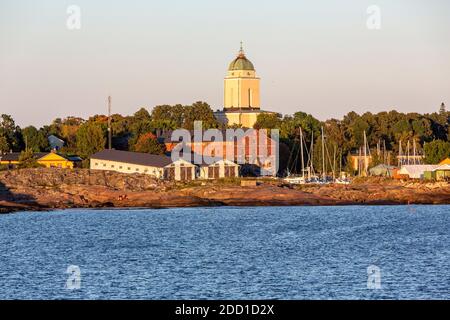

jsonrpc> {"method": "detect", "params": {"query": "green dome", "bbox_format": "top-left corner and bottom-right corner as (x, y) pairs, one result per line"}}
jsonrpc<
(228, 53), (255, 71)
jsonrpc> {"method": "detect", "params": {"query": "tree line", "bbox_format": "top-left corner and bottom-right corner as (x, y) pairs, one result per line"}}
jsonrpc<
(1, 102), (449, 172)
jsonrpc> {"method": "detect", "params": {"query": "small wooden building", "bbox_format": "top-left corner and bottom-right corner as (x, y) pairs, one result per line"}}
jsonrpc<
(199, 159), (240, 179)
(433, 164), (450, 181)
(163, 159), (197, 181)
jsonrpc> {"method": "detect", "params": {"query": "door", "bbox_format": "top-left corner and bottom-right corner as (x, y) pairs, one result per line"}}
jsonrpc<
(180, 166), (186, 181)
(164, 167), (175, 180)
(225, 166), (230, 177)
(229, 166), (235, 177)
(208, 167), (214, 179)
(214, 166), (220, 179)
(186, 167), (192, 180)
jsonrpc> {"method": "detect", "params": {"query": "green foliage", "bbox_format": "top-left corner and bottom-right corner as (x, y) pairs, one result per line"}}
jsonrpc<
(76, 122), (106, 158)
(184, 101), (220, 129)
(2, 102), (449, 175)
(151, 102), (219, 130)
(254, 113), (281, 129)
(0, 114), (23, 152)
(424, 140), (450, 164)
(21, 126), (49, 152)
(17, 149), (44, 169)
(129, 108), (153, 136)
(0, 136), (8, 154)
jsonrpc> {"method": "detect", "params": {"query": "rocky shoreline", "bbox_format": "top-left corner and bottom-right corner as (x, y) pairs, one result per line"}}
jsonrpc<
(1, 168), (449, 214)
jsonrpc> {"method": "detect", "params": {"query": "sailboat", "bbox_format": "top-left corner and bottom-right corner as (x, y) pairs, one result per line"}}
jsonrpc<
(284, 128), (307, 185)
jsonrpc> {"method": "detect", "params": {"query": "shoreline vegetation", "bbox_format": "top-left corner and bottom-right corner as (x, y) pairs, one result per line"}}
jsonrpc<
(1, 168), (449, 214)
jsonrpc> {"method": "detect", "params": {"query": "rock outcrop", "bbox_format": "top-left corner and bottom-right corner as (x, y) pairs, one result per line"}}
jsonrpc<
(0, 168), (449, 213)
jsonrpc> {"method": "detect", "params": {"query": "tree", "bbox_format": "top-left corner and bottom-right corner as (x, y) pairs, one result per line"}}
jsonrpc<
(22, 126), (49, 152)
(129, 108), (153, 137)
(132, 132), (166, 154)
(76, 122), (106, 158)
(17, 149), (43, 169)
(151, 104), (184, 129)
(0, 136), (8, 154)
(150, 102), (220, 130)
(0, 114), (22, 151)
(254, 113), (281, 129)
(424, 140), (450, 164)
(183, 101), (220, 129)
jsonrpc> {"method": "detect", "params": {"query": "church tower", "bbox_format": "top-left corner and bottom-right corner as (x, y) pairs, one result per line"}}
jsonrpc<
(224, 43), (260, 109)
(214, 43), (275, 128)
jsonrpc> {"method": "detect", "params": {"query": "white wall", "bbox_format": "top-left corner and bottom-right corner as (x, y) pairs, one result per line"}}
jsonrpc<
(90, 159), (164, 178)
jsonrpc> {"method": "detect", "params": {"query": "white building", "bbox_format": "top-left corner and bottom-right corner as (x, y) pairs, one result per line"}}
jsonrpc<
(198, 159), (240, 179)
(90, 149), (196, 181)
(398, 165), (439, 179)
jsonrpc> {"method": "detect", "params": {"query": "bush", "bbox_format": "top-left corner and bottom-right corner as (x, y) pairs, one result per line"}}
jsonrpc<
(17, 149), (45, 169)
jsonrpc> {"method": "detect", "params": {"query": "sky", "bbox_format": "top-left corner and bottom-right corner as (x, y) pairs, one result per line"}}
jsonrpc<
(0, 0), (449, 127)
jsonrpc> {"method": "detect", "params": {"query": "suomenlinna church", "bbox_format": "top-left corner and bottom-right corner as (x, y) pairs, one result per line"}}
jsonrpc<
(214, 44), (276, 128)
(90, 45), (279, 180)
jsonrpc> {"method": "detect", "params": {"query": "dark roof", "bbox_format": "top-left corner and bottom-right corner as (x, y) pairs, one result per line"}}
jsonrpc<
(0, 152), (48, 162)
(90, 149), (173, 167)
(0, 152), (81, 162)
(66, 156), (83, 162)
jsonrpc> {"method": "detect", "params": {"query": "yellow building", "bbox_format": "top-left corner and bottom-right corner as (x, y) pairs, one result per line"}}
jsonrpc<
(349, 154), (373, 173)
(214, 44), (277, 128)
(0, 152), (82, 168)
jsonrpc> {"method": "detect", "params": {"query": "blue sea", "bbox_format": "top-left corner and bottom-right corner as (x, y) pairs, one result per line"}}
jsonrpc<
(0, 206), (448, 300)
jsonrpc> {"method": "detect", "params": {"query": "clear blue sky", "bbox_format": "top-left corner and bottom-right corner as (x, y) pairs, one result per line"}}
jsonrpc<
(1, 0), (449, 127)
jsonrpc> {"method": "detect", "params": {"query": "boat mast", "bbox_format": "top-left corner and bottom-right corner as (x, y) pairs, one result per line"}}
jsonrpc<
(321, 126), (325, 180)
(300, 128), (305, 179)
(310, 131), (314, 179)
(407, 140), (410, 165)
(358, 146), (362, 177)
(363, 131), (368, 176)
(332, 144), (336, 181)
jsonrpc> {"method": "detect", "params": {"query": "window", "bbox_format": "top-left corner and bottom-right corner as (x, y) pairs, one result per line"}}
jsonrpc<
(119, 166), (123, 169)
(128, 167), (131, 170)
(103, 163), (106, 167)
(136, 168), (139, 171)
(111, 165), (115, 168)
(95, 163), (98, 166)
